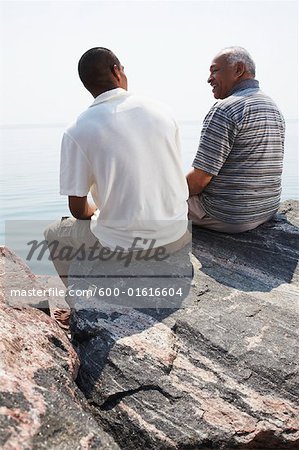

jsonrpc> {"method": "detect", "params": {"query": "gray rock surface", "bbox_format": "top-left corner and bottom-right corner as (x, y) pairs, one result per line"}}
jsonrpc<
(70, 200), (299, 449)
(1, 201), (298, 449)
(1, 246), (50, 311)
(0, 247), (120, 449)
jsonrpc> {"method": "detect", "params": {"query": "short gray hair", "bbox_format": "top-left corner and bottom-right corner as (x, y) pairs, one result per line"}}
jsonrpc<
(220, 46), (256, 77)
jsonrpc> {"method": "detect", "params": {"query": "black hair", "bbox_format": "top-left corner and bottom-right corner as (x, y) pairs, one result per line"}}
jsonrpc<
(78, 47), (121, 91)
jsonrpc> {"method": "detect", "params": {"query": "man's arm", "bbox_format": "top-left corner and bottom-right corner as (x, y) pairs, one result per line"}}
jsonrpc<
(68, 196), (97, 220)
(186, 168), (213, 197)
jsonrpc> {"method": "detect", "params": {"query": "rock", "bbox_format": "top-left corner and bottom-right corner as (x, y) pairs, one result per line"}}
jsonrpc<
(69, 200), (299, 449)
(278, 200), (299, 227)
(0, 247), (120, 449)
(36, 274), (69, 310)
(1, 201), (298, 449)
(1, 246), (50, 312)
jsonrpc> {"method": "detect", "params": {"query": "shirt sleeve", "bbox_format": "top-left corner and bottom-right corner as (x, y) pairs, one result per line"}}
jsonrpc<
(192, 105), (239, 176)
(60, 132), (93, 196)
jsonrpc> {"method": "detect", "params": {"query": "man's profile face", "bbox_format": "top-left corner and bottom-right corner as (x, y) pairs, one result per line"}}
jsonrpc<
(119, 65), (128, 90)
(207, 53), (238, 99)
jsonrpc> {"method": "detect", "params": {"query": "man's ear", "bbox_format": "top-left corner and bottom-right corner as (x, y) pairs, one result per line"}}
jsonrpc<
(235, 62), (246, 79)
(111, 64), (121, 82)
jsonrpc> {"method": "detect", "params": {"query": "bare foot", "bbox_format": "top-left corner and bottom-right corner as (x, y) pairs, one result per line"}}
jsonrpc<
(53, 308), (71, 330)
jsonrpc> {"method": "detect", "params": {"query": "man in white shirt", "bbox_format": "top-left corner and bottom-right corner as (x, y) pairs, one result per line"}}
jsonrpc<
(44, 47), (190, 325)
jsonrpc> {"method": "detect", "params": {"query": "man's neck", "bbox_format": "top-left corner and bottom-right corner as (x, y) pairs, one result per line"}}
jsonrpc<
(230, 78), (259, 96)
(91, 84), (120, 98)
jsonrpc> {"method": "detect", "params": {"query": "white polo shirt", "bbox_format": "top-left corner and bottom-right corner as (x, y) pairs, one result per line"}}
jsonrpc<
(60, 88), (188, 250)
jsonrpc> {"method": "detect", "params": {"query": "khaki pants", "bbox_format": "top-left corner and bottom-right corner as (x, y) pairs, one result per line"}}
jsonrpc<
(44, 218), (191, 286)
(188, 195), (275, 233)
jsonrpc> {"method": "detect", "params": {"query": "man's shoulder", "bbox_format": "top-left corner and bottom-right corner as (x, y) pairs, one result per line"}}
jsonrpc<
(204, 97), (243, 124)
(128, 92), (176, 118)
(209, 89), (284, 122)
(64, 91), (177, 141)
(207, 95), (246, 120)
(63, 110), (92, 144)
(212, 89), (258, 111)
(64, 99), (107, 137)
(221, 88), (281, 110)
(73, 91), (175, 123)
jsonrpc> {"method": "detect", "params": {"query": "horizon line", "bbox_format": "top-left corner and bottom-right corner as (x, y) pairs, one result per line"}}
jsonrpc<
(1, 117), (298, 130)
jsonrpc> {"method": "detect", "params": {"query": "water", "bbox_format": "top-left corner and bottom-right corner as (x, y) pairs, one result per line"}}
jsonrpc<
(1, 120), (298, 245)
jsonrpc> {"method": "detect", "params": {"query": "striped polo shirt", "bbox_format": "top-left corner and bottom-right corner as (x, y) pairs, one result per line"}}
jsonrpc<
(193, 80), (285, 223)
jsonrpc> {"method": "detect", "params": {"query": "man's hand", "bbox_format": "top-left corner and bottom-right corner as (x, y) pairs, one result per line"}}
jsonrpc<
(186, 168), (213, 197)
(68, 196), (97, 220)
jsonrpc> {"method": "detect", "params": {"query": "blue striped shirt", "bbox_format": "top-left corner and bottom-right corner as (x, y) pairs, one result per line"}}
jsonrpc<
(193, 80), (285, 223)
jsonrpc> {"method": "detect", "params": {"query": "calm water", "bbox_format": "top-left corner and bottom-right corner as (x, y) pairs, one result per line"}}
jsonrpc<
(1, 120), (298, 244)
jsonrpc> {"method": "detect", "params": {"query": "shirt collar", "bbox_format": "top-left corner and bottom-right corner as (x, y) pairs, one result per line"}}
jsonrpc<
(90, 88), (128, 107)
(230, 79), (259, 95)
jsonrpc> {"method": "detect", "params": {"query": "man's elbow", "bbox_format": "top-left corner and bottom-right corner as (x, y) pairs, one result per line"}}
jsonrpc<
(68, 196), (88, 219)
(70, 210), (85, 220)
(187, 168), (213, 196)
(69, 207), (85, 220)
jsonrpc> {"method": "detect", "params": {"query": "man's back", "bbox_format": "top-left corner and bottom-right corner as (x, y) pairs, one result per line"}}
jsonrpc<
(60, 88), (188, 249)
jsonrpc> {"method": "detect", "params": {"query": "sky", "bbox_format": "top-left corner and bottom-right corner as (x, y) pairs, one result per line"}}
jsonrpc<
(0, 0), (298, 124)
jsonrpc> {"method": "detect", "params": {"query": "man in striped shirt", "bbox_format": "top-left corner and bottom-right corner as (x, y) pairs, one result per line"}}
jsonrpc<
(187, 47), (285, 233)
